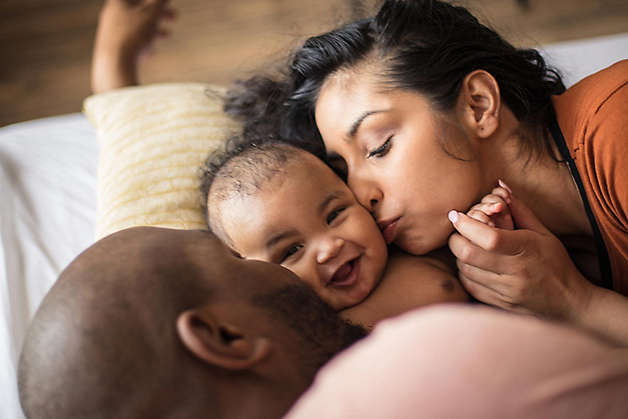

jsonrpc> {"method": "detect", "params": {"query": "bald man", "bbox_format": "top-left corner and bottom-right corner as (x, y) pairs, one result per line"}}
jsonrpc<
(18, 227), (365, 419)
(19, 227), (628, 419)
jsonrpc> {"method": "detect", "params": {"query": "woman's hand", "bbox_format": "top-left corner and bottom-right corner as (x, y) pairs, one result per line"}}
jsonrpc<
(447, 193), (593, 320)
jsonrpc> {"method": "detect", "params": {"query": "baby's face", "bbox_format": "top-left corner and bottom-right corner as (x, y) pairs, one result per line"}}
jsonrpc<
(219, 152), (388, 310)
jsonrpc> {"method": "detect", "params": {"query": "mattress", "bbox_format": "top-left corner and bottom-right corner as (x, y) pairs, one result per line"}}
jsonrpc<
(0, 114), (98, 419)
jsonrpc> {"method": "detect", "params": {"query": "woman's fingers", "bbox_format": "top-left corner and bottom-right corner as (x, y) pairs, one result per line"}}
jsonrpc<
(456, 259), (509, 293)
(448, 211), (525, 255)
(448, 231), (516, 274)
(457, 261), (537, 314)
(457, 273), (521, 311)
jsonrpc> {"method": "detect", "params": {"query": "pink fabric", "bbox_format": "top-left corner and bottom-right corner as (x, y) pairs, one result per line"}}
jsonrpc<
(286, 305), (628, 419)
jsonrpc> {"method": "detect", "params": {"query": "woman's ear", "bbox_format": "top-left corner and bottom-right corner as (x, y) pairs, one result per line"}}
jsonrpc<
(176, 309), (271, 371)
(458, 70), (501, 139)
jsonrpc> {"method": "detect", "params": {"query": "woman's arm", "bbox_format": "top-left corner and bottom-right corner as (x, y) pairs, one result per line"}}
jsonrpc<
(448, 193), (628, 345)
(576, 285), (628, 346)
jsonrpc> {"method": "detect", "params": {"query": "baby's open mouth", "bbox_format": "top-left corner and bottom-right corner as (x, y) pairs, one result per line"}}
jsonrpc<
(328, 258), (360, 288)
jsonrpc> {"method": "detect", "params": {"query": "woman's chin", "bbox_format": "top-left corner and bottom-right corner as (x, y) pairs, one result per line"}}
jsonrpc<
(395, 233), (447, 256)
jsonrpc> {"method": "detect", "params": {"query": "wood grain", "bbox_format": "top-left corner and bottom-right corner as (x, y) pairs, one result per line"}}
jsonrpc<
(1, 0), (626, 126)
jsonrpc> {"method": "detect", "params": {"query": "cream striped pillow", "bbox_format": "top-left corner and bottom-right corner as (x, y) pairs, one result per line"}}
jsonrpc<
(83, 83), (240, 239)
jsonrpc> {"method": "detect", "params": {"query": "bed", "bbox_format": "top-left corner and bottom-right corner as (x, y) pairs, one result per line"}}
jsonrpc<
(2, 33), (627, 418)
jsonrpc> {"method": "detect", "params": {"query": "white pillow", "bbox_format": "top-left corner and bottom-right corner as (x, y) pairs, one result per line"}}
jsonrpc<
(83, 83), (240, 239)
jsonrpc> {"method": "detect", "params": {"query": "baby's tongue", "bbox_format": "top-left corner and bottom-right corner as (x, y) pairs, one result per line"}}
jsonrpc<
(333, 262), (352, 282)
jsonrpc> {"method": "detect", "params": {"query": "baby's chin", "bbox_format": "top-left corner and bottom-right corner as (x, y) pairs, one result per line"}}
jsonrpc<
(331, 264), (382, 311)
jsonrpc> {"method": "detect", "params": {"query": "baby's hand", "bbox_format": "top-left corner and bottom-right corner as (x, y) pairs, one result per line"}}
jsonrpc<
(466, 180), (514, 230)
(92, 0), (176, 93)
(96, 0), (176, 59)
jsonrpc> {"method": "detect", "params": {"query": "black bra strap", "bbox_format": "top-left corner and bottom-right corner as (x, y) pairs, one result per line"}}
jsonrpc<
(548, 111), (613, 290)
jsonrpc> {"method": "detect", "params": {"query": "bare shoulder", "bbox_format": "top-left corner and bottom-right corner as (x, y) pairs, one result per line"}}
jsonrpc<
(341, 247), (469, 329)
(384, 247), (457, 285)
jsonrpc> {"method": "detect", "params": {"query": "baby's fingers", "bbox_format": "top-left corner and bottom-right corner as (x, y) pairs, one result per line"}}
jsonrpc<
(486, 184), (512, 205)
(481, 192), (508, 206)
(467, 208), (495, 227)
(471, 200), (505, 217)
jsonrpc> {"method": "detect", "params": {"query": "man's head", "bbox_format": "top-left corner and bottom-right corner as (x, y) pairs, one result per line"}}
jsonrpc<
(18, 227), (365, 419)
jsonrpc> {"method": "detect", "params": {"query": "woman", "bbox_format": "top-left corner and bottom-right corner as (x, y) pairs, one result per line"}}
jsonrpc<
(229, 0), (628, 344)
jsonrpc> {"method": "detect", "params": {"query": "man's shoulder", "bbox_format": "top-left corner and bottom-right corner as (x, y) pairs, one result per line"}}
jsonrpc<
(287, 305), (628, 419)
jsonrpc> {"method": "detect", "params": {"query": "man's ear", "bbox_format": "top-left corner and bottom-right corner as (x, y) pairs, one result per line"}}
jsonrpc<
(458, 70), (501, 139)
(176, 309), (271, 370)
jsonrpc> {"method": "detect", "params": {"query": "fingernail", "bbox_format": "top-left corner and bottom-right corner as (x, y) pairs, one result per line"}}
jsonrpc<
(498, 179), (513, 195)
(448, 210), (459, 224)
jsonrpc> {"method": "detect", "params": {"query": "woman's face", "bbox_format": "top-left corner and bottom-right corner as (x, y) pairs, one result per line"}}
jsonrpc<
(315, 69), (486, 255)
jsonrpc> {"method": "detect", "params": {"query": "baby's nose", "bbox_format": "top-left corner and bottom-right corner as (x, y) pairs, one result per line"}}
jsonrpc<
(316, 237), (345, 264)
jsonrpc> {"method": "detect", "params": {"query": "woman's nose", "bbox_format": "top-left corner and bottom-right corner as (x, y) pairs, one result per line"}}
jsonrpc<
(348, 175), (383, 213)
(316, 237), (345, 264)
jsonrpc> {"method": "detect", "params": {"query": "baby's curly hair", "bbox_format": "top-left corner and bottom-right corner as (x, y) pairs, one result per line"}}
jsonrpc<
(199, 135), (305, 245)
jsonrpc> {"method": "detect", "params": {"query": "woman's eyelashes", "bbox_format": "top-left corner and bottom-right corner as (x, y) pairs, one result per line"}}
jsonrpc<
(367, 136), (393, 158)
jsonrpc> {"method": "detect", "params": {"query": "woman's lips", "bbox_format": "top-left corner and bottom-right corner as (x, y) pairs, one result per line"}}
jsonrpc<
(378, 218), (400, 244)
(328, 258), (360, 288)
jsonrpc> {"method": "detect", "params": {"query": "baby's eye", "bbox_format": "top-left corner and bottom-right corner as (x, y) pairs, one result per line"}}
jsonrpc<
(326, 207), (346, 224)
(280, 244), (303, 263)
(367, 136), (393, 158)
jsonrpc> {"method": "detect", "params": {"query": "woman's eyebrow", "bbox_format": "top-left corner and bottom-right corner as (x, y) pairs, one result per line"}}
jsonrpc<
(347, 109), (386, 140)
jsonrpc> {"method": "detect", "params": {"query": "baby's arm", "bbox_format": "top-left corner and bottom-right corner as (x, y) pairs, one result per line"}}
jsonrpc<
(341, 249), (470, 329)
(92, 0), (176, 93)
(466, 180), (514, 230)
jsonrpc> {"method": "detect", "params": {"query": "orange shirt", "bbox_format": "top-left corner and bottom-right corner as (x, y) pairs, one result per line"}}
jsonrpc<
(553, 60), (628, 295)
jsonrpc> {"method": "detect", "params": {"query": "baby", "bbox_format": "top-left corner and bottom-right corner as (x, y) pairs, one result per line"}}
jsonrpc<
(202, 140), (470, 328)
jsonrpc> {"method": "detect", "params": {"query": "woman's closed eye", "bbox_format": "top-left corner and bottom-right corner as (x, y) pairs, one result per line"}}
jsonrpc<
(367, 136), (393, 158)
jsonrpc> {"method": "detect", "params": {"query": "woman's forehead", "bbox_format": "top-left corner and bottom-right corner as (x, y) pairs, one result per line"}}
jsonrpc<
(315, 71), (397, 135)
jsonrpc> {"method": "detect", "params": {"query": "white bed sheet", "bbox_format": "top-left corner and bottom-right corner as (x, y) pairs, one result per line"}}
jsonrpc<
(0, 114), (98, 419)
(0, 32), (626, 419)
(540, 32), (628, 88)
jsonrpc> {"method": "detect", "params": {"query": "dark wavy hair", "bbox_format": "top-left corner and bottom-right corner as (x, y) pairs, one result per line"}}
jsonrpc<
(226, 0), (565, 159)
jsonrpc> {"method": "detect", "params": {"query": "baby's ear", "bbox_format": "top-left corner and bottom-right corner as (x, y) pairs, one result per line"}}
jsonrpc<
(176, 308), (271, 370)
(458, 70), (500, 139)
